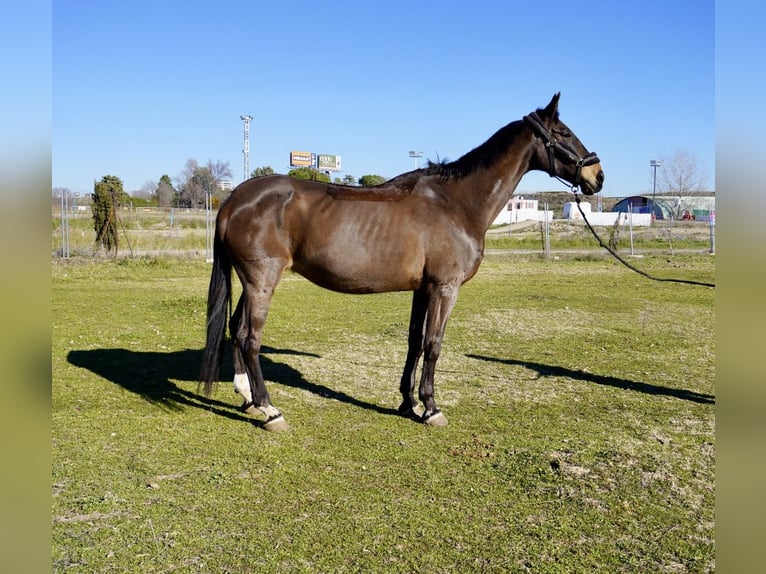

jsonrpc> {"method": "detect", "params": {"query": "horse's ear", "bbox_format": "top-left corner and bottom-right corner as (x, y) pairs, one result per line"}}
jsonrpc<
(542, 92), (561, 118)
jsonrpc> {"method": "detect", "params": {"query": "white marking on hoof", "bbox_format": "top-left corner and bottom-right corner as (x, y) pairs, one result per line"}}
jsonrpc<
(233, 373), (252, 402)
(263, 415), (289, 432)
(423, 410), (448, 427)
(258, 404), (281, 419)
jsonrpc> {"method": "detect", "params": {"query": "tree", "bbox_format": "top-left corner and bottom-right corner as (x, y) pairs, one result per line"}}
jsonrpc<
(657, 150), (708, 218)
(287, 167), (331, 183)
(92, 175), (125, 255)
(251, 166), (274, 178)
(177, 159), (232, 208)
(177, 159), (201, 207)
(358, 174), (386, 187)
(206, 159), (232, 186)
(156, 174), (175, 207)
(206, 159), (232, 207)
(132, 180), (158, 206)
(178, 159), (212, 208)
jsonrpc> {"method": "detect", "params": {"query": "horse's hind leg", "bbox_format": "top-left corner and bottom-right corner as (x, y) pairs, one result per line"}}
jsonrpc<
(232, 261), (288, 431)
(230, 295), (257, 415)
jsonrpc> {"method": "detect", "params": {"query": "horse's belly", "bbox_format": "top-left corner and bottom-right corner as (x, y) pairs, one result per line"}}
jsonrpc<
(292, 245), (423, 294)
(287, 199), (429, 293)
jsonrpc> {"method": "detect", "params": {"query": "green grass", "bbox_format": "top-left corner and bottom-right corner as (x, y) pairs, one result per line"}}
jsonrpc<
(52, 255), (714, 572)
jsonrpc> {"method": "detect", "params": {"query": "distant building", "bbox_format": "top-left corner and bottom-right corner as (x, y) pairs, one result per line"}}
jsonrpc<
(492, 196), (553, 225)
(611, 193), (715, 221)
(218, 180), (233, 191)
(564, 200), (652, 226)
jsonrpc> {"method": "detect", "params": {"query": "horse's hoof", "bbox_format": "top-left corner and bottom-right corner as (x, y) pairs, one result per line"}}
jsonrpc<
(263, 415), (289, 432)
(240, 401), (258, 415)
(398, 403), (424, 421)
(423, 410), (448, 427)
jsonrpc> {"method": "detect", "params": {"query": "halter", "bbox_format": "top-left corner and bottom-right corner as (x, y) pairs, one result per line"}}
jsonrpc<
(523, 111), (600, 190)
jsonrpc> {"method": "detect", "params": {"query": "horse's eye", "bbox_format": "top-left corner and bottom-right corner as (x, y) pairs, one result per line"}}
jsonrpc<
(552, 128), (571, 138)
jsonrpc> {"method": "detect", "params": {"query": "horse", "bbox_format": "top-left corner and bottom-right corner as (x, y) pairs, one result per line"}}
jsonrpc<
(199, 93), (603, 430)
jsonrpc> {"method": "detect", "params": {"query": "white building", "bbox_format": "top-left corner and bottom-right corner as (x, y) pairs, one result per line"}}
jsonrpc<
(492, 196), (553, 225)
(564, 201), (652, 227)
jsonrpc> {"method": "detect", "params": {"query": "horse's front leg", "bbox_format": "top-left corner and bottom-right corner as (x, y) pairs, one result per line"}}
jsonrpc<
(398, 287), (428, 419)
(417, 282), (460, 427)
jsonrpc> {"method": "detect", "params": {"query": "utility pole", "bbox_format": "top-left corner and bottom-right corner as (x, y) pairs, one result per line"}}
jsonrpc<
(650, 159), (661, 226)
(205, 183), (213, 262)
(240, 115), (253, 182)
(60, 188), (70, 258)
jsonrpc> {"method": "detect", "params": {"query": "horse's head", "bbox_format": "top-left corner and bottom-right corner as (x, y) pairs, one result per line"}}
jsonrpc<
(524, 93), (604, 195)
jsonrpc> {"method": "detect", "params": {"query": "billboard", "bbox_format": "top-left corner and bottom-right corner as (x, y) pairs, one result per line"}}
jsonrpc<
(317, 154), (341, 172)
(289, 151), (313, 168)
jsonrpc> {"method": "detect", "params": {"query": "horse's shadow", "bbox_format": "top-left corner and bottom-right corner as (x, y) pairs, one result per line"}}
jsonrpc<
(466, 354), (714, 405)
(67, 345), (398, 425)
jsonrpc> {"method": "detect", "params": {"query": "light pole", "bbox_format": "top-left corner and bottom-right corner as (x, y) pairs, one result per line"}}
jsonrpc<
(408, 150), (423, 170)
(650, 159), (661, 225)
(205, 183), (213, 262)
(241, 115), (253, 182)
(60, 189), (69, 258)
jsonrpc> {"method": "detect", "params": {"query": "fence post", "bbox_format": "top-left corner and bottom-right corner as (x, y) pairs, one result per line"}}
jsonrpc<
(543, 202), (550, 259)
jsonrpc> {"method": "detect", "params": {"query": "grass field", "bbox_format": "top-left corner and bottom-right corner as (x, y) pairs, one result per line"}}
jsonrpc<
(52, 253), (714, 572)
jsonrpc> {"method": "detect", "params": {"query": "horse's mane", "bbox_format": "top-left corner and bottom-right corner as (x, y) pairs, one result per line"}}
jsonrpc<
(328, 120), (528, 200)
(425, 110), (552, 180)
(326, 107), (551, 199)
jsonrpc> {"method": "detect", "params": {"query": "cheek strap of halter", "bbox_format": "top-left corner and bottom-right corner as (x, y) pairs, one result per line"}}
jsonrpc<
(523, 112), (600, 187)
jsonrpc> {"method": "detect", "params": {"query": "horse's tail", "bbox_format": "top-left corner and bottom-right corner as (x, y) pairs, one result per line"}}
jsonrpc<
(199, 230), (231, 396)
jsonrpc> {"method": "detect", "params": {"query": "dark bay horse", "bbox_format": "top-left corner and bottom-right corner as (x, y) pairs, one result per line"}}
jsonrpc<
(200, 93), (603, 430)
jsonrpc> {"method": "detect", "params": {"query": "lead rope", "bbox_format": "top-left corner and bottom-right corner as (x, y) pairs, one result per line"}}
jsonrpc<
(573, 192), (715, 288)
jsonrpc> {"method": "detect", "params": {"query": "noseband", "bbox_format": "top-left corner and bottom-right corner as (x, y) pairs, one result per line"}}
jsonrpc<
(523, 112), (600, 190)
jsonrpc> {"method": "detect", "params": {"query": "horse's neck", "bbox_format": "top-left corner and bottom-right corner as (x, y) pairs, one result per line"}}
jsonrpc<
(459, 130), (536, 233)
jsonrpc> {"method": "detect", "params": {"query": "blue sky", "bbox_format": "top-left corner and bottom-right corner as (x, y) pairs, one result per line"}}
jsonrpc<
(52, 0), (714, 198)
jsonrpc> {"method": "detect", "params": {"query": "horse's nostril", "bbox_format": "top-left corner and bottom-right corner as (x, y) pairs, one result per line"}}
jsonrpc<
(597, 170), (605, 184)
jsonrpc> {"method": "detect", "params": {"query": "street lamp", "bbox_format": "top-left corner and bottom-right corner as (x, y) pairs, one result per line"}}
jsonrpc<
(650, 159), (661, 225)
(241, 115), (253, 182)
(60, 189), (69, 258)
(408, 150), (423, 170)
(205, 184), (213, 262)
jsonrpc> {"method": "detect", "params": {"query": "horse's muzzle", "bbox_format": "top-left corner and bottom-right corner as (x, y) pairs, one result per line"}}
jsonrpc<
(580, 166), (605, 195)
